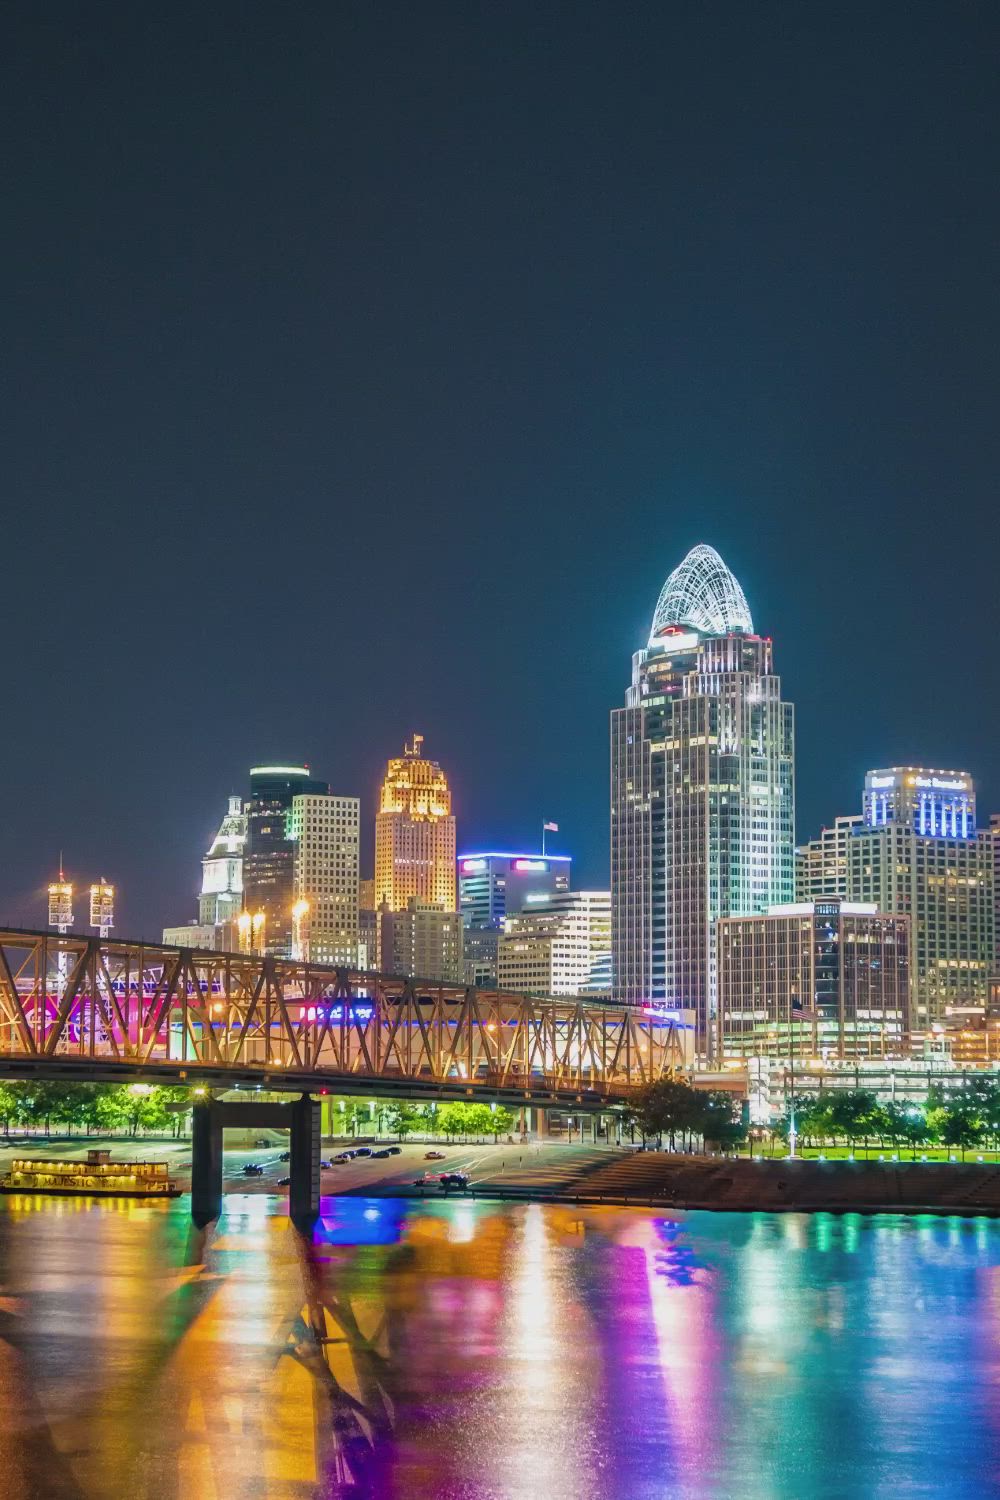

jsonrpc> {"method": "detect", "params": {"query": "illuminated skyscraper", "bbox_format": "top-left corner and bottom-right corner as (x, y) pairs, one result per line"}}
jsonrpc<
(611, 545), (795, 1059)
(374, 736), (456, 917)
(287, 794), (360, 965)
(243, 765), (329, 957)
(198, 795), (247, 928)
(847, 767), (994, 1026)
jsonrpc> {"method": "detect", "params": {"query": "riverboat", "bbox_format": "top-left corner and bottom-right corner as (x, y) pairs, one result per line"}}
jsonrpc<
(0, 1148), (181, 1198)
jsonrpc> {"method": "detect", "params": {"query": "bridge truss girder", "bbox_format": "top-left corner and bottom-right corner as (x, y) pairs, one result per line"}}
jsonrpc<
(0, 929), (686, 1107)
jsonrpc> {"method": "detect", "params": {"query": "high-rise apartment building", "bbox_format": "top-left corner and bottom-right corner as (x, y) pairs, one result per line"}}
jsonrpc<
(847, 768), (994, 1027)
(718, 900), (910, 1061)
(243, 765), (329, 957)
(379, 897), (464, 983)
(375, 736), (456, 917)
(499, 890), (612, 998)
(611, 545), (795, 1058)
(198, 795), (247, 929)
(795, 816), (862, 903)
(287, 794), (359, 966)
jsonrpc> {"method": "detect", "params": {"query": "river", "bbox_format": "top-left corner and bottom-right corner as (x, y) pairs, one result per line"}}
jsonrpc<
(0, 1194), (997, 1498)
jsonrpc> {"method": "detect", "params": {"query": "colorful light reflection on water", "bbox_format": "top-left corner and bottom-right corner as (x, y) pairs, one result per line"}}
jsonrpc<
(0, 1197), (998, 1497)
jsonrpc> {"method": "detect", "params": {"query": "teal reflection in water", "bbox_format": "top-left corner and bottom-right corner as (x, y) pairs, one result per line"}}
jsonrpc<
(0, 1198), (998, 1498)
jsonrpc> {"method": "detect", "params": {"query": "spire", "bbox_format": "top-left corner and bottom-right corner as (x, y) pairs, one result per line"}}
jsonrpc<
(650, 544), (753, 640)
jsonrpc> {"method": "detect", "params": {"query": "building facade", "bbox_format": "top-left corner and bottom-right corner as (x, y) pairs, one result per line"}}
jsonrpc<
(498, 890), (612, 998)
(847, 768), (994, 1027)
(162, 922), (219, 950)
(287, 794), (360, 966)
(458, 852), (571, 929)
(374, 737), (456, 941)
(795, 815), (862, 903)
(459, 851), (571, 984)
(379, 897), (464, 983)
(718, 900), (910, 1061)
(611, 545), (795, 1058)
(243, 765), (329, 957)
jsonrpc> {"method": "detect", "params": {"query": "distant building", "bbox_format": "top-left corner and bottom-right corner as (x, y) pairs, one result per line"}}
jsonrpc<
(611, 545), (795, 1059)
(162, 922), (219, 950)
(848, 768), (994, 1027)
(358, 878), (377, 970)
(464, 926), (500, 987)
(795, 815), (862, 903)
(198, 795), (246, 927)
(459, 851), (571, 985)
(374, 738), (456, 954)
(718, 900), (910, 1061)
(243, 765), (328, 957)
(287, 794), (359, 966)
(459, 852), (571, 929)
(379, 897), (464, 983)
(498, 891), (611, 998)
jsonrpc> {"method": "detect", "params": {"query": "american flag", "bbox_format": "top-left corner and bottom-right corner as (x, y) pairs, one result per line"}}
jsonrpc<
(543, 821), (559, 832)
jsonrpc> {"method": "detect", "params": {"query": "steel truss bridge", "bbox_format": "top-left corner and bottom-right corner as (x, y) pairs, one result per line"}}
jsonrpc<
(0, 928), (687, 1109)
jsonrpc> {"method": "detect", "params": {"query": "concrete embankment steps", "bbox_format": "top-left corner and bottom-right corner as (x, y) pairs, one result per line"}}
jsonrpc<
(464, 1152), (1000, 1215)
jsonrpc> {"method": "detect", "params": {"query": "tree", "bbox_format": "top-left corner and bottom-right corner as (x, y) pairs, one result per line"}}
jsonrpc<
(385, 1102), (422, 1140)
(826, 1090), (879, 1151)
(628, 1078), (707, 1151)
(941, 1110), (983, 1161)
(0, 1083), (19, 1135)
(436, 1102), (472, 1139)
(490, 1106), (515, 1142)
(698, 1092), (747, 1151)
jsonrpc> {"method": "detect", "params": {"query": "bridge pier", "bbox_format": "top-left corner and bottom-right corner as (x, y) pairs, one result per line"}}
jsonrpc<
(288, 1093), (321, 1227)
(532, 1107), (549, 1138)
(189, 1093), (321, 1228)
(191, 1102), (223, 1227)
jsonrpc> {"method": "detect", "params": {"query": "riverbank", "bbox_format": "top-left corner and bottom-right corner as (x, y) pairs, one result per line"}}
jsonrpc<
(365, 1151), (1000, 1217)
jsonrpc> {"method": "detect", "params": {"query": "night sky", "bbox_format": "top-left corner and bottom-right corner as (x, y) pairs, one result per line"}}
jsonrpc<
(3, 4), (998, 939)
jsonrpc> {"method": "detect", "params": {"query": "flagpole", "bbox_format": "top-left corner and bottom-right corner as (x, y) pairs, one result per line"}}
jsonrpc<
(542, 821), (546, 856)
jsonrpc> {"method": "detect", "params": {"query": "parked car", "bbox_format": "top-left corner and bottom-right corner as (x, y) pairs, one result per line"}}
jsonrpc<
(253, 1138), (270, 1148)
(319, 1160), (333, 1169)
(412, 1172), (443, 1186)
(439, 1172), (470, 1193)
(425, 1150), (446, 1160)
(353, 1147), (373, 1158)
(241, 1163), (264, 1177)
(334, 1151), (355, 1162)
(371, 1148), (392, 1159)
(386, 1146), (402, 1155)
(279, 1151), (291, 1162)
(278, 1176), (291, 1187)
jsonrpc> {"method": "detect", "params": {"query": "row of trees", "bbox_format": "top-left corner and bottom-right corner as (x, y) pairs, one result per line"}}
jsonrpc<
(0, 1084), (522, 1143)
(0, 1081), (195, 1138)
(767, 1081), (1000, 1158)
(336, 1098), (517, 1142)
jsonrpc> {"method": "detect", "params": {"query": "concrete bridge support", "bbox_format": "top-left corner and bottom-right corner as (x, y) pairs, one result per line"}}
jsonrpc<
(190, 1093), (322, 1229)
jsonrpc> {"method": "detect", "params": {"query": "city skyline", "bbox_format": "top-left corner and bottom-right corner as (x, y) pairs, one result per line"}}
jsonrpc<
(5, 554), (998, 940)
(2, 10), (997, 940)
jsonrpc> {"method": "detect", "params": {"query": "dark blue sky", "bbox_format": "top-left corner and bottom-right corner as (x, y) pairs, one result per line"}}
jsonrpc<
(2, 3), (997, 937)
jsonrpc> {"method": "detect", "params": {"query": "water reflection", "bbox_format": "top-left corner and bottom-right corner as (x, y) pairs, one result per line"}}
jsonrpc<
(0, 1198), (999, 1497)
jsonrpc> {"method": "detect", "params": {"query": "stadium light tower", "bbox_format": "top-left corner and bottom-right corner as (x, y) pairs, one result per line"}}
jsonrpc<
(89, 880), (115, 938)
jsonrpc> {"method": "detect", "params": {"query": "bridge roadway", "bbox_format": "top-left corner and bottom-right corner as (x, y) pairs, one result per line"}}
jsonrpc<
(0, 926), (688, 1112)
